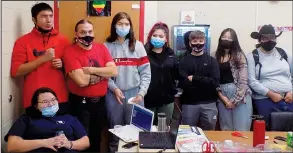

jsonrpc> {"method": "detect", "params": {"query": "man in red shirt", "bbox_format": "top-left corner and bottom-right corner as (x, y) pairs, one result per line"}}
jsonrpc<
(10, 3), (69, 113)
(63, 19), (117, 152)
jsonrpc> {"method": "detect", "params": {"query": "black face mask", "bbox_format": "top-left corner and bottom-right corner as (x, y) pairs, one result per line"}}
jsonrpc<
(37, 27), (52, 34)
(78, 36), (94, 47)
(220, 40), (233, 49)
(261, 41), (276, 51)
(191, 44), (205, 53)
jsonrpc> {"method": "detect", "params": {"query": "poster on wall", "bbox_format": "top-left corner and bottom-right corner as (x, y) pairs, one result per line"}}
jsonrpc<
(87, 0), (111, 17)
(180, 11), (196, 25)
(172, 25), (211, 60)
(257, 25), (292, 32)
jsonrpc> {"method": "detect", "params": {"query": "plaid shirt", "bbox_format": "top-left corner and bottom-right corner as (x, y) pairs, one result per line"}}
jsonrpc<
(212, 51), (252, 105)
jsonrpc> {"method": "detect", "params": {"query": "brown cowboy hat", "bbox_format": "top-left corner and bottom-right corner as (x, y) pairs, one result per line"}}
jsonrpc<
(250, 24), (283, 39)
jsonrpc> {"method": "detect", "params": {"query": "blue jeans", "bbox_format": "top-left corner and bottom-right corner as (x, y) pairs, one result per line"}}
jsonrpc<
(254, 98), (293, 129)
(218, 83), (252, 131)
(105, 87), (144, 153)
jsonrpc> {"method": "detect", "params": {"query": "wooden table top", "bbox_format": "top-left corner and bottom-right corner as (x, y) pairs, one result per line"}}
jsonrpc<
(205, 131), (287, 146)
(118, 130), (291, 152)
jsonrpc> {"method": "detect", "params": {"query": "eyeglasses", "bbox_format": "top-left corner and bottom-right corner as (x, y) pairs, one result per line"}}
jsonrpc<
(38, 98), (57, 105)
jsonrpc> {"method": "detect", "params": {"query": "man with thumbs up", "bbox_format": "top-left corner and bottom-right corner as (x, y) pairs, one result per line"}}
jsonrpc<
(10, 3), (70, 114)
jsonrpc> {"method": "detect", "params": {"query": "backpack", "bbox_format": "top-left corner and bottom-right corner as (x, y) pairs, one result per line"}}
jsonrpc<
(252, 47), (289, 80)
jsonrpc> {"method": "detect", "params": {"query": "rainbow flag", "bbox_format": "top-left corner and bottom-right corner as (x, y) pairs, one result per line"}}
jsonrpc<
(92, 0), (106, 13)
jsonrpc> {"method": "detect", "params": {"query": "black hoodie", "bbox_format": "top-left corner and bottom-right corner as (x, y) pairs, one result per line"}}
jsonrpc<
(144, 43), (179, 108)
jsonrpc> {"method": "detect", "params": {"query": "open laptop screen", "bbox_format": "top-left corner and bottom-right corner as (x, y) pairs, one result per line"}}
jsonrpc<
(131, 104), (153, 132)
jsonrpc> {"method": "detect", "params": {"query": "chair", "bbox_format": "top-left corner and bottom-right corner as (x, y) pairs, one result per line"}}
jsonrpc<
(270, 112), (293, 131)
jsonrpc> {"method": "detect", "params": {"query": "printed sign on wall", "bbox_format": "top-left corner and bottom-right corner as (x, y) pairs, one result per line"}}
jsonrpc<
(87, 0), (111, 17)
(257, 26), (293, 32)
(180, 11), (196, 25)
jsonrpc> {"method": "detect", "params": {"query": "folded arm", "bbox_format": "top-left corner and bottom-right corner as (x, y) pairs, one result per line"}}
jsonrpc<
(11, 41), (48, 77)
(191, 58), (220, 89)
(178, 60), (193, 89)
(84, 61), (118, 78)
(68, 69), (92, 87)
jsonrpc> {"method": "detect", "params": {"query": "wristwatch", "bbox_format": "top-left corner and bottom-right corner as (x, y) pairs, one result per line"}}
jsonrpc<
(69, 141), (73, 150)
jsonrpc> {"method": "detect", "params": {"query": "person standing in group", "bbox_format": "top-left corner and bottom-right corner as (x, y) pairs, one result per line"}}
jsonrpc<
(104, 12), (151, 152)
(144, 22), (179, 125)
(178, 30), (220, 130)
(213, 28), (252, 131)
(247, 24), (293, 129)
(63, 19), (117, 152)
(10, 2), (70, 113)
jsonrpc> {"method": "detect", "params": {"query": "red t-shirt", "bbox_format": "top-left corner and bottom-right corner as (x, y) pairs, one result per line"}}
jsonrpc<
(10, 28), (69, 108)
(63, 43), (113, 97)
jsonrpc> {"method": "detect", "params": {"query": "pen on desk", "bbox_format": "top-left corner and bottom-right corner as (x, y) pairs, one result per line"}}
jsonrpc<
(273, 140), (278, 144)
(191, 126), (201, 135)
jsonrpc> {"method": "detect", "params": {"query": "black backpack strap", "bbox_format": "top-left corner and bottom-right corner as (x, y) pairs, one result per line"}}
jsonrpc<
(252, 49), (262, 80)
(275, 47), (288, 62)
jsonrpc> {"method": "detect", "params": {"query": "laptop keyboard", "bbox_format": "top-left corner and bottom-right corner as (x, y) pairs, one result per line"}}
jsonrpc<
(149, 132), (173, 149)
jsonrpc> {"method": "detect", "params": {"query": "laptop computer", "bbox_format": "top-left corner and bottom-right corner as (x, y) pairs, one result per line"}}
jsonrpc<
(139, 115), (181, 149)
(109, 104), (154, 143)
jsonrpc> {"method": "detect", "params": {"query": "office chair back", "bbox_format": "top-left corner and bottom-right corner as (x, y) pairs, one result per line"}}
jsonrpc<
(270, 112), (293, 131)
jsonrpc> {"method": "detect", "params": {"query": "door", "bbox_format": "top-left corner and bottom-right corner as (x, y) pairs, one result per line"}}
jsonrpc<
(58, 1), (141, 43)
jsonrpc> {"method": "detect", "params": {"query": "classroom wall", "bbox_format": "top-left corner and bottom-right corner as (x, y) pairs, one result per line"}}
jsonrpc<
(1, 1), (54, 149)
(144, 1), (292, 56)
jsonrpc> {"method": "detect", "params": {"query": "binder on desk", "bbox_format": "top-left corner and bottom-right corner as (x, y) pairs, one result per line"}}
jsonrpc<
(176, 125), (209, 152)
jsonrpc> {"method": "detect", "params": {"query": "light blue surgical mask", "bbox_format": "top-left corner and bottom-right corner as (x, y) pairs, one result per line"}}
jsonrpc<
(41, 104), (59, 117)
(116, 26), (130, 38)
(151, 37), (165, 48)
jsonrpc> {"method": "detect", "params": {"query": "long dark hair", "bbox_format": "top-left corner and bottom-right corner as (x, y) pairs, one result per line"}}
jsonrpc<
(27, 87), (62, 118)
(106, 12), (136, 51)
(215, 28), (243, 67)
(73, 19), (93, 43)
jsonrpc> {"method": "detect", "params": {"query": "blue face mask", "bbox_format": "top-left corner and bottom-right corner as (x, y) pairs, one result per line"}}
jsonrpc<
(41, 104), (59, 117)
(116, 26), (130, 38)
(151, 37), (165, 48)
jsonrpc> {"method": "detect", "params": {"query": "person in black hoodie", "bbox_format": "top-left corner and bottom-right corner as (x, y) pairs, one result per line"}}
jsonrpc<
(179, 30), (221, 130)
(144, 22), (179, 125)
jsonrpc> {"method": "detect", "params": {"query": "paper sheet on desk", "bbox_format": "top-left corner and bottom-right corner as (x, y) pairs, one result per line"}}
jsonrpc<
(176, 133), (207, 152)
(176, 126), (209, 152)
(109, 125), (140, 143)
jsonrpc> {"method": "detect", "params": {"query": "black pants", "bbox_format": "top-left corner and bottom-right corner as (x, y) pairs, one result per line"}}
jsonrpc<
(68, 93), (106, 153)
(25, 102), (69, 114)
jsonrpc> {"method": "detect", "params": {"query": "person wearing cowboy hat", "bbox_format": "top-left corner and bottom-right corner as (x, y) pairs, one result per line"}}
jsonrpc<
(247, 24), (293, 129)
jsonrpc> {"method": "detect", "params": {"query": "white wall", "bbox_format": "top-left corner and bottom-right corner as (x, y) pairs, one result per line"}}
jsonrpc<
(145, 1), (292, 55)
(1, 1), (53, 149)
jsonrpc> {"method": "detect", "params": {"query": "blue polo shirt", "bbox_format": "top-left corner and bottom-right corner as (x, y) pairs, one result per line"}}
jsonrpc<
(5, 114), (87, 152)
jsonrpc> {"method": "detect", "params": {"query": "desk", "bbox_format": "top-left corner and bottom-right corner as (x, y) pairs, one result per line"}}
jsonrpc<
(118, 131), (289, 152)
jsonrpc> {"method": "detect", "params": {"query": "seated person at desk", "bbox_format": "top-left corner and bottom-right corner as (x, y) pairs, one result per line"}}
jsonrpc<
(4, 87), (89, 153)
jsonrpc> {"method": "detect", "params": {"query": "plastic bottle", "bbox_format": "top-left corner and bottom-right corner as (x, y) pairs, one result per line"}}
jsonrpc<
(252, 115), (265, 147)
(287, 132), (293, 148)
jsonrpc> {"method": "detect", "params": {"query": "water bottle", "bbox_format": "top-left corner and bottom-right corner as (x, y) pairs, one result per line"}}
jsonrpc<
(157, 113), (167, 132)
(252, 115), (265, 147)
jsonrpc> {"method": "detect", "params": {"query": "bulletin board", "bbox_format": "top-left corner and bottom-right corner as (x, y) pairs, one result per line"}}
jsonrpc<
(172, 25), (211, 60)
